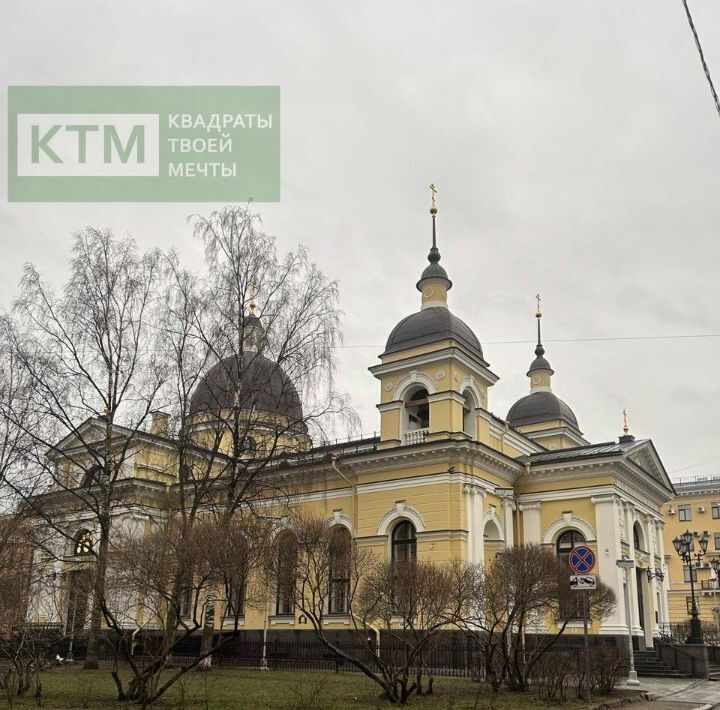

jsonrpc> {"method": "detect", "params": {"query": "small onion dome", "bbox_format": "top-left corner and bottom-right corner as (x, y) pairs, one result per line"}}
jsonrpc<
(507, 391), (579, 430)
(383, 307), (483, 360)
(527, 342), (554, 377)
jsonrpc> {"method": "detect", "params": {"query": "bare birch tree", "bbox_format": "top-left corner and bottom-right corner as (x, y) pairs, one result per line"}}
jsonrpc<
(6, 228), (164, 669)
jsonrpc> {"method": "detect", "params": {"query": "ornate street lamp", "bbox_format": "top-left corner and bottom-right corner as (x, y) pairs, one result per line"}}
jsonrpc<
(672, 529), (708, 644)
(645, 567), (665, 582)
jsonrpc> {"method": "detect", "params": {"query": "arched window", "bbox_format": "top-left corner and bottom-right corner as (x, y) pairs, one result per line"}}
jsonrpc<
(328, 526), (351, 614)
(391, 521), (417, 563)
(556, 529), (585, 618)
(405, 389), (429, 431)
(462, 389), (477, 439)
(242, 436), (257, 455)
(74, 530), (93, 556)
(633, 522), (645, 552)
(275, 532), (297, 616)
(81, 465), (102, 488)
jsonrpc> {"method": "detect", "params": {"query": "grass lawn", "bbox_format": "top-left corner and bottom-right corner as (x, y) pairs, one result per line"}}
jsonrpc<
(0, 667), (639, 709)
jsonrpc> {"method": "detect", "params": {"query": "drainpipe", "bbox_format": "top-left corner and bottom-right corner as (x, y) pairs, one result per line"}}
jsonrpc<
(352, 612), (381, 658)
(331, 456), (356, 536)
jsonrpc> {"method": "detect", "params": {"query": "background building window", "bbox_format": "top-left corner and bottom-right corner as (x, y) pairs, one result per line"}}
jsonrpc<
(714, 533), (720, 550)
(678, 506), (692, 522)
(683, 565), (697, 583)
(73, 530), (93, 556)
(275, 532), (297, 616)
(713, 502), (720, 520)
(391, 520), (417, 563)
(328, 526), (351, 614)
(226, 583), (246, 618)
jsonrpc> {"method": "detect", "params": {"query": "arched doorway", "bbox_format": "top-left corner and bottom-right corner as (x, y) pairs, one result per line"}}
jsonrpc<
(633, 522), (647, 636)
(483, 518), (503, 565)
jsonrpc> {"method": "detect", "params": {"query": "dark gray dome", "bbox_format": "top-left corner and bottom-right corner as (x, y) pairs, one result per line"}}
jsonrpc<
(507, 391), (578, 429)
(190, 352), (304, 423)
(383, 307), (483, 359)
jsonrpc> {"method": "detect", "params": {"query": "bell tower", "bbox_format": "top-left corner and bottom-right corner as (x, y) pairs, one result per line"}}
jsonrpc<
(370, 186), (498, 449)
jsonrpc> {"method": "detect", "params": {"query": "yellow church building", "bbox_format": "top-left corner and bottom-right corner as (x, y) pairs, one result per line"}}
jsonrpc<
(28, 201), (677, 652)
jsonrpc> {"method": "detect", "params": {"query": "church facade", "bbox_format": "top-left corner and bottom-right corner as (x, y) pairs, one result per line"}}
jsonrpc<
(27, 203), (675, 650)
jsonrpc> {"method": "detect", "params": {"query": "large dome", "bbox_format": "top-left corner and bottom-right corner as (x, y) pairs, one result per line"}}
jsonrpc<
(383, 306), (484, 359)
(190, 352), (304, 423)
(507, 391), (579, 430)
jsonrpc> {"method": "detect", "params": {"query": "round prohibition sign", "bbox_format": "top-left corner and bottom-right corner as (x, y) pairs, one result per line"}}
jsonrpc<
(569, 546), (595, 574)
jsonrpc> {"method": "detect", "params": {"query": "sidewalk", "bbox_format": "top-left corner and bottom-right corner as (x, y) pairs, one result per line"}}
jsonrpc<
(618, 677), (720, 709)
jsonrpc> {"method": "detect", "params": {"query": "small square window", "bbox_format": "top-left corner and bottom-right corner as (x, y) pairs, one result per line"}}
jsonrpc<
(684, 565), (697, 583)
(679, 506), (692, 522)
(714, 533), (720, 550)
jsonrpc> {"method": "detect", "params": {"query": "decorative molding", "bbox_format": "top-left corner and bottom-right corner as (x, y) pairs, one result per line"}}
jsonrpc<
(392, 371), (437, 400)
(329, 511), (353, 532)
(360, 470), (493, 496)
(480, 508), (505, 540)
(369, 347), (499, 387)
(542, 516), (596, 544)
(377, 501), (426, 535)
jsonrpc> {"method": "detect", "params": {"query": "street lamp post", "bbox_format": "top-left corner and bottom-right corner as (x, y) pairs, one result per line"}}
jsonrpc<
(672, 529), (708, 644)
(617, 557), (640, 686)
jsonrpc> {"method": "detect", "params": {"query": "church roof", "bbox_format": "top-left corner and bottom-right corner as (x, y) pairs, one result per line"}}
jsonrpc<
(190, 352), (304, 423)
(523, 439), (639, 464)
(383, 307), (484, 360)
(506, 391), (579, 430)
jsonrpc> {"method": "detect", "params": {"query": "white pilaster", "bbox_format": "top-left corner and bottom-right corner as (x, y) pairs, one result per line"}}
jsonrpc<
(502, 496), (516, 548)
(519, 502), (542, 544)
(591, 494), (626, 634)
(624, 502), (643, 636)
(473, 487), (485, 564)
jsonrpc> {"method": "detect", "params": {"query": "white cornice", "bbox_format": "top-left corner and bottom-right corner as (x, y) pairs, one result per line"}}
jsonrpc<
(369, 346), (499, 387)
(358, 470), (496, 495)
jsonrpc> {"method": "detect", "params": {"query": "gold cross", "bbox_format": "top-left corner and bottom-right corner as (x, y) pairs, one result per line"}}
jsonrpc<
(429, 183), (437, 209)
(535, 293), (542, 317)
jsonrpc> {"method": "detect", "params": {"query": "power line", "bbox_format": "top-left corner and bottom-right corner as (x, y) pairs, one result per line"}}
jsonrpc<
(337, 333), (720, 348)
(681, 0), (720, 120)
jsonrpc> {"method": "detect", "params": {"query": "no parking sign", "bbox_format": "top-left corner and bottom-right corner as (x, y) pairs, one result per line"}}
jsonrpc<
(569, 546), (595, 574)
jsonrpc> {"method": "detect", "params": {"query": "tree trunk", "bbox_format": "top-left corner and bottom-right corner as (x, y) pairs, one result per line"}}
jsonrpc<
(83, 512), (110, 670)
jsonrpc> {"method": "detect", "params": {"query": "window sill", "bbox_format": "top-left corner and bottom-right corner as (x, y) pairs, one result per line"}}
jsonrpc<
(269, 615), (295, 625)
(325, 614), (351, 625)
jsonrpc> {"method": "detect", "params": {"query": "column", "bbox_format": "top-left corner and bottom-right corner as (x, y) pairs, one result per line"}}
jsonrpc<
(519, 501), (542, 544)
(464, 483), (474, 563)
(656, 519), (670, 626)
(473, 487), (485, 564)
(591, 494), (625, 634)
(625, 502), (642, 636)
(502, 496), (516, 548)
(645, 514), (659, 639)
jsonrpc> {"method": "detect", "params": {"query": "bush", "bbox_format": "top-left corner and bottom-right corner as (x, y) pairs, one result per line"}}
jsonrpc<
(591, 644), (628, 695)
(532, 651), (577, 701)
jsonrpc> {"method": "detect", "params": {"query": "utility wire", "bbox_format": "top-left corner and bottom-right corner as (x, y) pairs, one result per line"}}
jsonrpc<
(337, 333), (720, 348)
(681, 0), (720, 120)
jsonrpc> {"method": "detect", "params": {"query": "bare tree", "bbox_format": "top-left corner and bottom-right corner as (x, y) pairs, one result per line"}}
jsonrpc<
(6, 228), (164, 669)
(101, 513), (270, 704)
(457, 545), (616, 692)
(271, 513), (474, 705)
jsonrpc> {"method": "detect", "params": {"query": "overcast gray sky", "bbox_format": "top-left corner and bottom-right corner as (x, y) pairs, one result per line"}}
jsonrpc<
(1, 1), (719, 480)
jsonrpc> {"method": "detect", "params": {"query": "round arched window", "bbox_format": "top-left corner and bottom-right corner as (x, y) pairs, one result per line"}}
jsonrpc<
(74, 530), (93, 556)
(391, 521), (417, 562)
